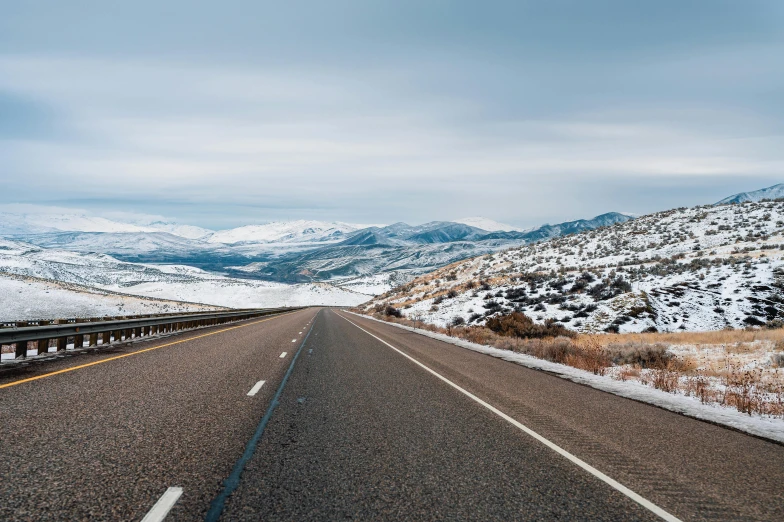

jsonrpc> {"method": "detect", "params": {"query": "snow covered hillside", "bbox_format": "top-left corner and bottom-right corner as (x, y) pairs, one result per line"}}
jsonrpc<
(361, 200), (784, 333)
(0, 239), (370, 314)
(0, 273), (217, 322)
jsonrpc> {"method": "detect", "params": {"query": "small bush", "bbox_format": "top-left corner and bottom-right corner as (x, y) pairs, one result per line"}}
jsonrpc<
(486, 312), (575, 340)
(607, 342), (672, 368)
(385, 306), (403, 318)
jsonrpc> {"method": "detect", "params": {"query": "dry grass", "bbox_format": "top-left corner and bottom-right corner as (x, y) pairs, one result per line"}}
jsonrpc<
(362, 310), (784, 418)
(587, 328), (784, 348)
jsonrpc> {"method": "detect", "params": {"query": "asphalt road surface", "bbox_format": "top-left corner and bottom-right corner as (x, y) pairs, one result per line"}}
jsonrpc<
(1, 308), (782, 521)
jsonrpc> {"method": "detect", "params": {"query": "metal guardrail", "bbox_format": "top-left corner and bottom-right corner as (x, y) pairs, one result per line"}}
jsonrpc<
(0, 308), (300, 361)
(0, 309), (257, 329)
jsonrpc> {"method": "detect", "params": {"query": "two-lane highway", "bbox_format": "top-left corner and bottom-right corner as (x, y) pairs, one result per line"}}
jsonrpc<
(2, 308), (783, 521)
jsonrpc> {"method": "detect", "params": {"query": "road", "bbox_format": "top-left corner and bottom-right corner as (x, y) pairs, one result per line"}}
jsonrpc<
(1, 308), (782, 521)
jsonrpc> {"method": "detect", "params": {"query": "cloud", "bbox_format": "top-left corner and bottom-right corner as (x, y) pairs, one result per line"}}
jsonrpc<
(0, 1), (783, 228)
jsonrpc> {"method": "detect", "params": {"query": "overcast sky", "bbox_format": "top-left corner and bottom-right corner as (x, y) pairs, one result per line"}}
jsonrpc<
(1, 1), (783, 229)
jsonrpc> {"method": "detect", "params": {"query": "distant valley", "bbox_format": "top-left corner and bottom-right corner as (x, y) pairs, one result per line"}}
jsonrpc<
(2, 184), (781, 322)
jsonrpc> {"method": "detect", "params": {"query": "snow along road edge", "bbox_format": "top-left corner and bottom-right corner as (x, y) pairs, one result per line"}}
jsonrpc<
(343, 312), (784, 445)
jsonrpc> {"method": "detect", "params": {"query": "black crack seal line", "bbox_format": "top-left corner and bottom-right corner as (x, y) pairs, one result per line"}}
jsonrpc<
(205, 310), (319, 522)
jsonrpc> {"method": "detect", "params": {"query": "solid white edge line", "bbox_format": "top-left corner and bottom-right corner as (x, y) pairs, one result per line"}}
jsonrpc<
(141, 487), (183, 522)
(338, 313), (682, 522)
(280, 352), (287, 358)
(247, 380), (266, 397)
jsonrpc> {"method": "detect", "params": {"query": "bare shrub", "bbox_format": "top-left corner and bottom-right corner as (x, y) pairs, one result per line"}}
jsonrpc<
(606, 342), (672, 368)
(486, 312), (575, 340)
(384, 306), (402, 318)
(650, 367), (680, 393)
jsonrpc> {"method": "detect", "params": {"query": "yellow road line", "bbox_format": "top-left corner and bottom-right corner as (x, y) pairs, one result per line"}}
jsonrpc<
(0, 311), (299, 390)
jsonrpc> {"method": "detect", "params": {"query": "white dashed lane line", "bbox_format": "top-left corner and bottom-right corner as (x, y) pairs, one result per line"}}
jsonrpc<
(280, 352), (288, 358)
(141, 487), (183, 522)
(247, 380), (266, 397)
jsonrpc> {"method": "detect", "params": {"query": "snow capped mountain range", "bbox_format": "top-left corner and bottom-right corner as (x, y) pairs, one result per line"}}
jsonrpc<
(716, 183), (784, 205)
(1, 207), (634, 286)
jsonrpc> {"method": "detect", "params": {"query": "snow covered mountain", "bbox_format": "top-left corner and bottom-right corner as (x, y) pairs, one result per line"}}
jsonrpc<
(360, 200), (784, 333)
(206, 220), (372, 245)
(716, 183), (784, 205)
(453, 217), (524, 232)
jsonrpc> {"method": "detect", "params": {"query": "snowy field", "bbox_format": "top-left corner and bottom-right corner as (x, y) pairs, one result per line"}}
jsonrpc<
(0, 274), (216, 322)
(105, 279), (369, 308)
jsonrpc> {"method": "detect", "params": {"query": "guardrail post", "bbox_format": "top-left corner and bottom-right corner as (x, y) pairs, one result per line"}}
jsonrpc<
(73, 319), (84, 349)
(134, 327), (141, 338)
(89, 333), (98, 347)
(15, 341), (27, 359)
(56, 337), (67, 352)
(36, 320), (50, 355)
(102, 331), (111, 345)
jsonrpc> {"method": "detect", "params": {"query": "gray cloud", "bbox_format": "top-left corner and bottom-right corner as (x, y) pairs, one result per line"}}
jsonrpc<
(0, 1), (783, 229)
